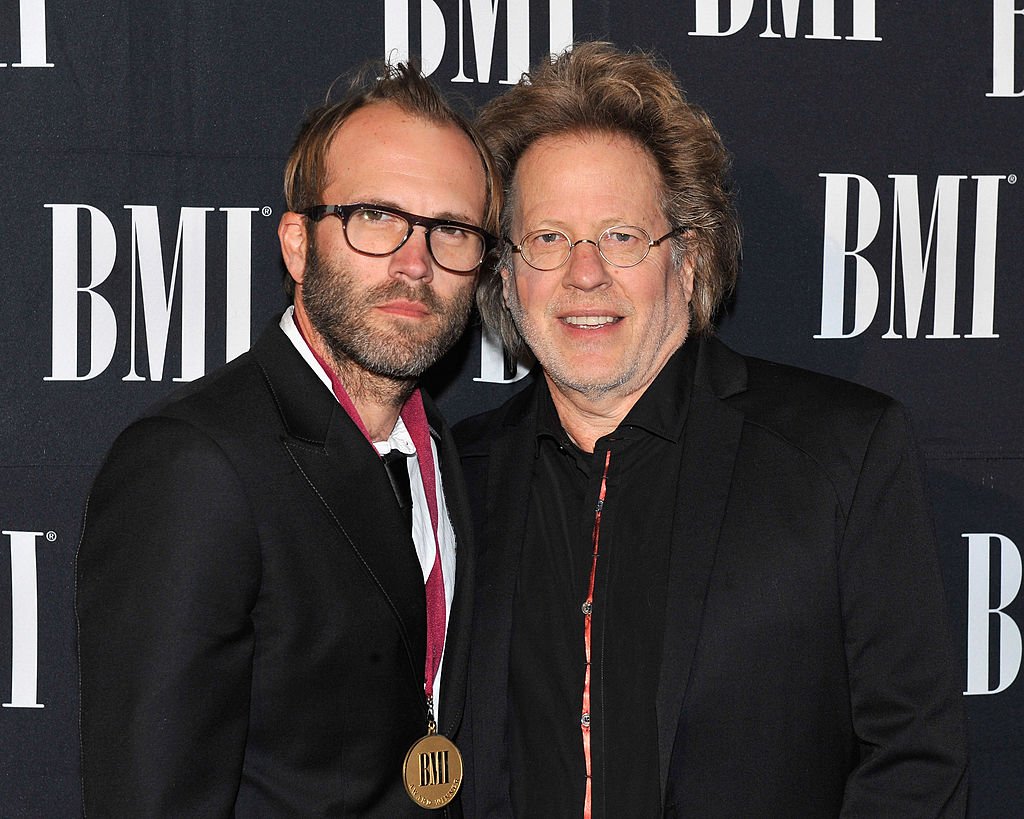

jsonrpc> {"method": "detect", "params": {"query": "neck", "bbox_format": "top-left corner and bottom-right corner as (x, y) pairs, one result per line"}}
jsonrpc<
(545, 335), (688, 452)
(292, 301), (415, 442)
(545, 376), (645, 454)
(329, 354), (416, 442)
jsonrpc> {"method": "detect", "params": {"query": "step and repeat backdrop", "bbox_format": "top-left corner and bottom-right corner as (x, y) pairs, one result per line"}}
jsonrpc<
(1, 2), (1022, 815)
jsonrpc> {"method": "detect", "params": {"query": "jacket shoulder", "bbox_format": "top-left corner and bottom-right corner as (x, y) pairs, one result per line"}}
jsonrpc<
(722, 350), (914, 506)
(453, 383), (535, 458)
(735, 354), (895, 429)
(141, 351), (269, 434)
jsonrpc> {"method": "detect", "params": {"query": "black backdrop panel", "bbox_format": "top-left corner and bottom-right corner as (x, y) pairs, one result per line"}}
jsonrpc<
(1, 2), (1021, 814)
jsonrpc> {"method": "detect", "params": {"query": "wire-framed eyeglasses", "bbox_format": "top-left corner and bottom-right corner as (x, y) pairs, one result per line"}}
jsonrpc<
(303, 203), (496, 273)
(508, 224), (686, 271)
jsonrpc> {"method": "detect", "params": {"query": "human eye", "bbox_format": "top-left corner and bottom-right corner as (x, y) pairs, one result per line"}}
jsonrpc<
(432, 223), (470, 242)
(354, 207), (401, 227)
(523, 231), (567, 260)
(605, 227), (643, 245)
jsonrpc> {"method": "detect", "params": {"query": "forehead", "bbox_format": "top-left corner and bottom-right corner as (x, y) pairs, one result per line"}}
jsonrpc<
(322, 101), (487, 221)
(513, 130), (665, 227)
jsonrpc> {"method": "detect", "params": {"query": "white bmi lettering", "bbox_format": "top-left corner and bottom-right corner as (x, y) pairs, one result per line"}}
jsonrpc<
(964, 533), (1022, 695)
(123, 205), (214, 382)
(474, 327), (532, 385)
(2, 530), (45, 709)
(689, 0), (879, 40)
(989, 0), (1024, 97)
(0, 0), (52, 67)
(815, 173), (1005, 340)
(45, 204), (118, 380)
(44, 204), (259, 382)
(382, 0), (574, 84)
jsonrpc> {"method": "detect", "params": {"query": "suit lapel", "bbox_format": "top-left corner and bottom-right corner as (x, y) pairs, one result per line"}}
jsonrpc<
(284, 420), (428, 691)
(656, 337), (747, 804)
(430, 402), (475, 737)
(252, 321), (427, 697)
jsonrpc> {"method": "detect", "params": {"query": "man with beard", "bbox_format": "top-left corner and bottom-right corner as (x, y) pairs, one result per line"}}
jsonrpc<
(455, 43), (967, 816)
(76, 62), (498, 817)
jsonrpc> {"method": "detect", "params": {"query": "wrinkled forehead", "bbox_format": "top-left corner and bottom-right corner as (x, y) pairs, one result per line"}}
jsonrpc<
(508, 130), (668, 230)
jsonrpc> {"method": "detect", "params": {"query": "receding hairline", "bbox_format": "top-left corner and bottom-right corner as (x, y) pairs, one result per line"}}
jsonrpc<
(504, 126), (676, 233)
(316, 99), (492, 220)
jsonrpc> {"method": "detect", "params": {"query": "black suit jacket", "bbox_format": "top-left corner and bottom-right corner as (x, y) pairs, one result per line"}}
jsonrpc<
(454, 336), (967, 817)
(76, 319), (473, 817)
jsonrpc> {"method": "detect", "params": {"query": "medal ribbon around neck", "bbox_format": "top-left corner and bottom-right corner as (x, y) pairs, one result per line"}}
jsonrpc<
(294, 315), (461, 808)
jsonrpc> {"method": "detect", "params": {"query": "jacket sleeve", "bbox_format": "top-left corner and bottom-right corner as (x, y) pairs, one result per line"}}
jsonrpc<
(76, 416), (260, 817)
(838, 402), (968, 816)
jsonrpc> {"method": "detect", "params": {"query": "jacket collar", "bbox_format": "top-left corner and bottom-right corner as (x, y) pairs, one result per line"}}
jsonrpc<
(248, 317), (471, 734)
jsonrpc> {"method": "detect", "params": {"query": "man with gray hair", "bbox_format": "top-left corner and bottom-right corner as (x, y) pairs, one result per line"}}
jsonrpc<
(456, 42), (967, 817)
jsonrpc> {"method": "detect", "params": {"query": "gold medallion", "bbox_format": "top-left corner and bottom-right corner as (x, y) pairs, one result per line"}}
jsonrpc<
(402, 731), (463, 809)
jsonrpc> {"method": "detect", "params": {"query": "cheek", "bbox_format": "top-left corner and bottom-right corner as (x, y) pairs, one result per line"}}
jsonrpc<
(507, 272), (549, 313)
(456, 276), (477, 305)
(435, 276), (475, 309)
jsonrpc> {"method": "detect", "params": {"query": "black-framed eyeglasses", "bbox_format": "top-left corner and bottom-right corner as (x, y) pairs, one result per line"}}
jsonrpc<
(507, 224), (686, 271)
(303, 203), (496, 274)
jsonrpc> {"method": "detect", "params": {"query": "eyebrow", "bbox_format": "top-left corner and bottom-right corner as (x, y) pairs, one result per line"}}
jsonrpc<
(521, 217), (642, 232)
(356, 199), (478, 226)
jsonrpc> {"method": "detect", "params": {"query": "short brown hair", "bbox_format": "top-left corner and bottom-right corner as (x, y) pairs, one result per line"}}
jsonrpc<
(476, 41), (740, 353)
(281, 61), (501, 297)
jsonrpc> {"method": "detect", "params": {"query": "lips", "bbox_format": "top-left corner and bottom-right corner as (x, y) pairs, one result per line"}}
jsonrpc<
(377, 299), (432, 318)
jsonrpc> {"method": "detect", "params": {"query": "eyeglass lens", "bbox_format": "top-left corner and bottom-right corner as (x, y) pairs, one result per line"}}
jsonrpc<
(346, 207), (484, 272)
(520, 226), (652, 270)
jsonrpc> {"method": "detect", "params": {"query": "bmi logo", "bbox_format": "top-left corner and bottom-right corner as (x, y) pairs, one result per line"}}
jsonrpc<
(688, 0), (879, 40)
(44, 203), (525, 386)
(964, 533), (1021, 695)
(1, 0), (51, 67)
(816, 173), (1010, 340)
(2, 529), (50, 709)
(383, 0), (573, 84)
(45, 204), (267, 382)
(419, 749), (450, 787)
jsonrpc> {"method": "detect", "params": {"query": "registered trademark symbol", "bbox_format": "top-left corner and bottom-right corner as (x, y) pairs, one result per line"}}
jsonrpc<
(46, 531), (57, 542)
(261, 206), (273, 217)
(1007, 174), (1017, 184)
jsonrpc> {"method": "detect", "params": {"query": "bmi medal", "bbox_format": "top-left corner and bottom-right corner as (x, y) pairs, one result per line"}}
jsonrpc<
(403, 720), (463, 809)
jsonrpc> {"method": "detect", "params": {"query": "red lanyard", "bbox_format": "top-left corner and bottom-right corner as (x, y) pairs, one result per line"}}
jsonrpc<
(295, 320), (447, 713)
(582, 449), (612, 819)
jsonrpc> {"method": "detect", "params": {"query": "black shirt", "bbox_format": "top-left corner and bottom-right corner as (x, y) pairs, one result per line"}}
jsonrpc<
(509, 343), (696, 818)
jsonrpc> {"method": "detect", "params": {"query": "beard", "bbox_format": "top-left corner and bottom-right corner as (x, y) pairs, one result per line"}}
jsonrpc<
(505, 276), (690, 401)
(300, 237), (475, 380)
(505, 280), (635, 398)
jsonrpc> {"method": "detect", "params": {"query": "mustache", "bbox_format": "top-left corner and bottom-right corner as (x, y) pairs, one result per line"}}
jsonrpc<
(368, 281), (442, 312)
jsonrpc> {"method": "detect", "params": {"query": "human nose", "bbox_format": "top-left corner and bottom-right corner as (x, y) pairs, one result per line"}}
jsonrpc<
(562, 238), (612, 291)
(388, 226), (433, 283)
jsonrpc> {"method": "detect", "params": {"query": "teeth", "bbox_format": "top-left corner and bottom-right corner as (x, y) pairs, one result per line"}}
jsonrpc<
(563, 315), (618, 327)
